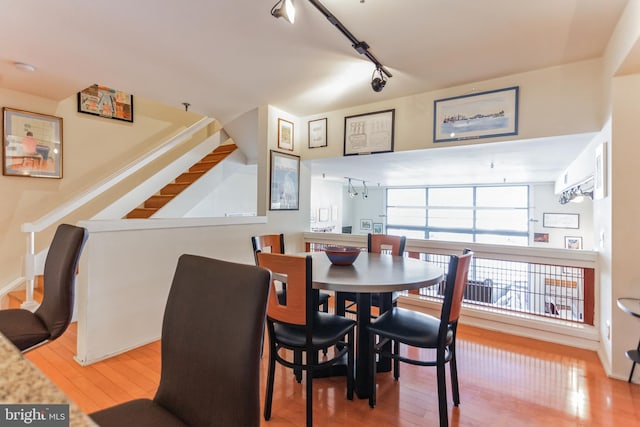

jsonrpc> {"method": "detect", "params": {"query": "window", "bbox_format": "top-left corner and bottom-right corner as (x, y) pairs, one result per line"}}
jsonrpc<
(386, 185), (529, 245)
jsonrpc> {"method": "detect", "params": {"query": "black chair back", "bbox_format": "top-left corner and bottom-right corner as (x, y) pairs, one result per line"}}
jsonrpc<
(154, 254), (271, 426)
(34, 224), (88, 341)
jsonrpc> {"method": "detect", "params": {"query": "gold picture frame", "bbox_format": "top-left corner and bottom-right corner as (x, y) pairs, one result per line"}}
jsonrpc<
(3, 107), (63, 178)
(277, 118), (294, 151)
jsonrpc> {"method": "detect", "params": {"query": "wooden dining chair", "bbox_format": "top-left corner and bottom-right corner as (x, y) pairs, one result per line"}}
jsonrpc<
(0, 224), (88, 352)
(367, 249), (473, 427)
(335, 233), (406, 317)
(251, 234), (330, 313)
(90, 254), (271, 427)
(256, 252), (356, 427)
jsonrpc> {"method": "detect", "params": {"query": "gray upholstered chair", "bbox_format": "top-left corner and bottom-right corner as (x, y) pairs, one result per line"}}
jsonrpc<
(0, 223), (87, 352)
(90, 254), (271, 427)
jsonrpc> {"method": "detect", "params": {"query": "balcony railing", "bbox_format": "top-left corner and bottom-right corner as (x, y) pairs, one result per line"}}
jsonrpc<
(303, 233), (596, 326)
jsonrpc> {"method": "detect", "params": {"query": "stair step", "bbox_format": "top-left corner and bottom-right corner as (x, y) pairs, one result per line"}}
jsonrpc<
(160, 183), (190, 195)
(175, 170), (206, 183)
(144, 195), (174, 209)
(126, 208), (157, 219)
(201, 152), (229, 163)
(189, 160), (220, 173)
(8, 287), (44, 309)
(214, 144), (236, 153)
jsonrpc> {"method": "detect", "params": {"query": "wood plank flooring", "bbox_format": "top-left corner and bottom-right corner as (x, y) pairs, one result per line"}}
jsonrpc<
(23, 323), (640, 426)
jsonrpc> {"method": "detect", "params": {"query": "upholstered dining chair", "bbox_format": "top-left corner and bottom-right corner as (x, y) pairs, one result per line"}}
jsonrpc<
(0, 223), (87, 352)
(251, 234), (330, 312)
(335, 233), (406, 317)
(90, 254), (271, 427)
(256, 251), (356, 427)
(367, 249), (473, 427)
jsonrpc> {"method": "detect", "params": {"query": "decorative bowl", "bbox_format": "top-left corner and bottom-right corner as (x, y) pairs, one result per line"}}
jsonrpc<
(325, 246), (360, 266)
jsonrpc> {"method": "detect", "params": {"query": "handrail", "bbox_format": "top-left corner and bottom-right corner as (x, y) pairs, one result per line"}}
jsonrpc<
(22, 116), (214, 233)
(11, 116), (214, 308)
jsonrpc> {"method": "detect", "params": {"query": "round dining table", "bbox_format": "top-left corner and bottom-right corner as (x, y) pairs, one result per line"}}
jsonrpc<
(307, 251), (444, 398)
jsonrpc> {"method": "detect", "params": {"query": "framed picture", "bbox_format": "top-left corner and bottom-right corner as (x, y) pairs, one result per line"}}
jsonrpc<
(543, 213), (580, 229)
(344, 109), (395, 156)
(3, 107), (63, 179)
(308, 118), (327, 148)
(565, 236), (583, 250)
(277, 118), (294, 151)
(533, 233), (549, 243)
(270, 150), (299, 210)
(373, 223), (383, 234)
(433, 86), (519, 142)
(78, 84), (134, 122)
(360, 219), (373, 231)
(318, 207), (330, 222)
(594, 142), (607, 200)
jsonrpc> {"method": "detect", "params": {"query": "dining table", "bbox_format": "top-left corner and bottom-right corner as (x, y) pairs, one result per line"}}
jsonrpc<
(307, 250), (444, 399)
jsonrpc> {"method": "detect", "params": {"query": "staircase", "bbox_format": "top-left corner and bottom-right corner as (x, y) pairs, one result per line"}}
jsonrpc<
(7, 276), (43, 309)
(125, 143), (238, 219)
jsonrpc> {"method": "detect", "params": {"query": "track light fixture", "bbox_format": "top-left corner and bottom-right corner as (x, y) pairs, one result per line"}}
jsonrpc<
(271, 0), (392, 89)
(362, 181), (368, 199)
(271, 0), (296, 24)
(371, 67), (387, 92)
(347, 178), (358, 198)
(559, 179), (594, 205)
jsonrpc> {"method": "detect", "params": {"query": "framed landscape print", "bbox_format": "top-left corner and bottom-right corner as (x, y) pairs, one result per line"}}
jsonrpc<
(78, 84), (134, 122)
(270, 150), (299, 210)
(433, 86), (518, 142)
(3, 107), (63, 178)
(344, 109), (394, 156)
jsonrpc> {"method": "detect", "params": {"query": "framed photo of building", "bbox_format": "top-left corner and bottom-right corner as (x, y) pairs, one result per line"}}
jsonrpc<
(270, 150), (299, 210)
(3, 107), (63, 179)
(433, 86), (518, 142)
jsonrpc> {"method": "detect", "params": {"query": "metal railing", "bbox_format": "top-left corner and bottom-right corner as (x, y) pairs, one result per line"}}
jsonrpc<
(304, 233), (596, 326)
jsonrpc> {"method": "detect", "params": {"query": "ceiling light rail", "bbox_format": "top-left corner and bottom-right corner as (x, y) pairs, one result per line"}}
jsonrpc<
(346, 177), (368, 199)
(559, 176), (594, 204)
(271, 0), (392, 90)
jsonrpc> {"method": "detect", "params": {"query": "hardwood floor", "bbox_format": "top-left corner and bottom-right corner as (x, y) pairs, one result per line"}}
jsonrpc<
(24, 323), (640, 426)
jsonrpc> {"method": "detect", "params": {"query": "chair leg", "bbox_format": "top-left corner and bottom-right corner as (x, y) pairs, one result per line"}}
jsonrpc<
(306, 368), (313, 427)
(294, 350), (303, 383)
(393, 340), (400, 380)
(264, 345), (277, 420)
(629, 362), (637, 383)
(347, 329), (354, 401)
(437, 360), (449, 427)
(369, 331), (377, 408)
(450, 343), (460, 406)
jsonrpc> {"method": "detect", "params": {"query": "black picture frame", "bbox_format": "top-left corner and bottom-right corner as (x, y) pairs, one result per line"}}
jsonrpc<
(77, 84), (134, 123)
(344, 109), (394, 156)
(269, 150), (300, 211)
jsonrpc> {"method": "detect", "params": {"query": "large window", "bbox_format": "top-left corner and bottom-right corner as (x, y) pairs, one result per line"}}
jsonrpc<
(386, 185), (529, 245)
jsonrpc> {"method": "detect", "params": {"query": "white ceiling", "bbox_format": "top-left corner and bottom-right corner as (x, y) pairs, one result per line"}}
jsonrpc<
(0, 0), (630, 186)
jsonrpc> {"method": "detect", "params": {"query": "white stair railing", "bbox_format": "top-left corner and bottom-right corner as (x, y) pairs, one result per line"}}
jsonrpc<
(13, 116), (214, 309)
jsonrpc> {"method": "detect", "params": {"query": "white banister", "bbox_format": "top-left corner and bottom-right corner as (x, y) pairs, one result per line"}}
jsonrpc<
(13, 116), (214, 308)
(22, 116), (214, 233)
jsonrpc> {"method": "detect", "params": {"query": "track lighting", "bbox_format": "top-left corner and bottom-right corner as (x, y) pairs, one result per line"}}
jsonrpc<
(347, 178), (358, 198)
(559, 179), (594, 205)
(362, 181), (368, 199)
(271, 0), (392, 88)
(371, 67), (387, 92)
(271, 0), (296, 24)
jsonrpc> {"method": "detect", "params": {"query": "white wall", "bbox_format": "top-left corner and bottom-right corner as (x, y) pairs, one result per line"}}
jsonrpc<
(309, 178), (343, 232)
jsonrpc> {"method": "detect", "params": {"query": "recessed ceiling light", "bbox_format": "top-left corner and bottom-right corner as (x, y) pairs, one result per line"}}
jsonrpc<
(14, 62), (36, 72)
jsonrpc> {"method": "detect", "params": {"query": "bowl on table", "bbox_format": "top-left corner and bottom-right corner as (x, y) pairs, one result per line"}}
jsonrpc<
(324, 246), (361, 266)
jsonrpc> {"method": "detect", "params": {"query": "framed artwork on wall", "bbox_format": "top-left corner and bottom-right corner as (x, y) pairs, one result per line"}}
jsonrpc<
(344, 109), (394, 156)
(360, 219), (373, 231)
(270, 150), (299, 210)
(433, 86), (518, 143)
(277, 118), (294, 151)
(373, 223), (383, 234)
(543, 213), (579, 229)
(3, 107), (63, 179)
(308, 118), (327, 148)
(594, 142), (608, 200)
(78, 84), (134, 122)
(564, 236), (582, 250)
